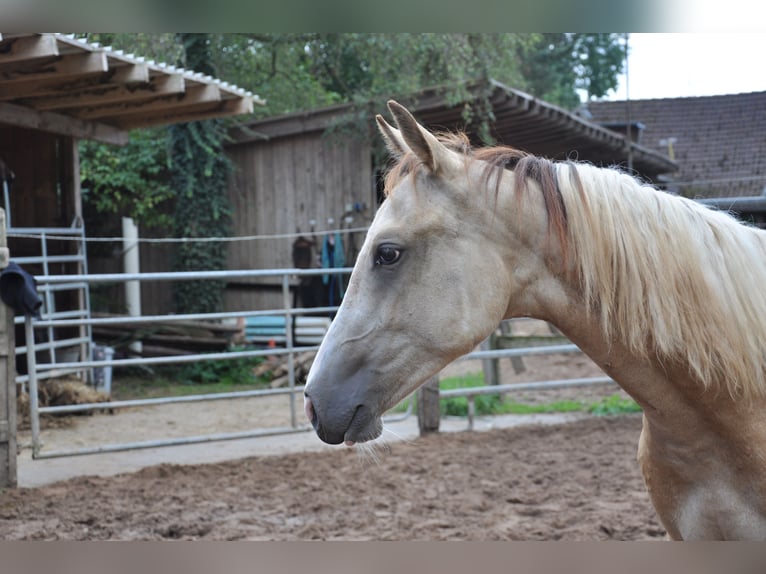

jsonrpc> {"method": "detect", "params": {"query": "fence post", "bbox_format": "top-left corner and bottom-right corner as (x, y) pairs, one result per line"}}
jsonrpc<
(0, 208), (16, 487)
(282, 274), (296, 428)
(417, 375), (440, 435)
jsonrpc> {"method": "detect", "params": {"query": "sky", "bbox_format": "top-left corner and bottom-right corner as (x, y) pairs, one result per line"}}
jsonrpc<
(605, 33), (766, 101)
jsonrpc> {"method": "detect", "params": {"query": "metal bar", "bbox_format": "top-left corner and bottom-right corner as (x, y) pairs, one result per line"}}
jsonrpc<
(11, 254), (89, 265)
(40, 267), (354, 284)
(32, 343), (321, 372)
(439, 376), (615, 398)
(24, 305), (339, 328)
(34, 406), (415, 459)
(24, 316), (42, 457)
(283, 274), (297, 428)
(39, 231), (56, 365)
(2, 179), (10, 228)
(458, 344), (582, 361)
(39, 385), (306, 414)
(16, 335), (90, 354)
(33, 425), (315, 459)
(35, 282), (90, 292)
(15, 367), (84, 385)
(7, 226), (86, 235)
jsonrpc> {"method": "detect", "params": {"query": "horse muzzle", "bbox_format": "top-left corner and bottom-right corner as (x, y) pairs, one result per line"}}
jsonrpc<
(303, 392), (382, 446)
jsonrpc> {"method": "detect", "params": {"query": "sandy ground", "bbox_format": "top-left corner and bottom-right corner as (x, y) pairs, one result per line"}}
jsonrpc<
(3, 320), (663, 540)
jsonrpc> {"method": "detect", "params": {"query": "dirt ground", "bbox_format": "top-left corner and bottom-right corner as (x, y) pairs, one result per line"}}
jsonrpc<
(2, 320), (666, 540)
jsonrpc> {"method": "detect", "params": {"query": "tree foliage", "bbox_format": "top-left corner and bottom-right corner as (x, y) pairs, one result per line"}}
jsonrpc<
(516, 33), (627, 109)
(79, 128), (174, 230)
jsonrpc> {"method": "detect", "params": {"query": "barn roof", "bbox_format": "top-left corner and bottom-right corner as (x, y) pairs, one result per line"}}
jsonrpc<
(0, 33), (264, 145)
(230, 79), (677, 182)
(586, 91), (766, 198)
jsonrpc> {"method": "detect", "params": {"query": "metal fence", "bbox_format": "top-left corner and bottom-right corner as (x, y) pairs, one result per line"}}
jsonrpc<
(21, 266), (616, 460)
(22, 267), (405, 459)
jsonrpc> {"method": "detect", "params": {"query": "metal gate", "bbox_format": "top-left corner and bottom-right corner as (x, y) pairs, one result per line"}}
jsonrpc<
(20, 267), (617, 460)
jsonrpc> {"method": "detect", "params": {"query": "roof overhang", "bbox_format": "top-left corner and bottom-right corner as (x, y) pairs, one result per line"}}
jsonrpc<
(410, 80), (677, 179)
(0, 33), (264, 145)
(229, 79), (676, 180)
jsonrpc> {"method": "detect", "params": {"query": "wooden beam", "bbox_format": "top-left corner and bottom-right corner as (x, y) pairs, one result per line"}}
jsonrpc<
(0, 52), (109, 98)
(74, 79), (215, 120)
(0, 34), (59, 67)
(114, 95), (254, 129)
(111, 61), (150, 84)
(0, 101), (127, 145)
(29, 72), (185, 112)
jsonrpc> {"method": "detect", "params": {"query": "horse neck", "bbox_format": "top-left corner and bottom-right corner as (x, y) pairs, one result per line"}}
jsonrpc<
(491, 161), (766, 415)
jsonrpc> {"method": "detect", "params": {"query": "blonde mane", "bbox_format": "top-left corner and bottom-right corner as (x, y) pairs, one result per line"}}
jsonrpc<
(558, 163), (766, 399)
(383, 132), (766, 399)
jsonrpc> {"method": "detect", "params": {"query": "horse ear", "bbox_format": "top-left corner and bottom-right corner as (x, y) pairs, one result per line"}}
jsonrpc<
(375, 114), (409, 158)
(386, 100), (450, 174)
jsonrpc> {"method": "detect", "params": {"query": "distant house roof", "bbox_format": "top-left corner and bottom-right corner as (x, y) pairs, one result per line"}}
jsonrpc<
(0, 33), (264, 145)
(587, 91), (766, 198)
(230, 79), (677, 182)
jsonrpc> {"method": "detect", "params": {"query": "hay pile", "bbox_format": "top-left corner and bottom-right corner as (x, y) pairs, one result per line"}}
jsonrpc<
(17, 377), (110, 430)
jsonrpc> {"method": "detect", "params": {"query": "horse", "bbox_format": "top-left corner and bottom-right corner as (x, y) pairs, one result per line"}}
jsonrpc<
(303, 100), (766, 540)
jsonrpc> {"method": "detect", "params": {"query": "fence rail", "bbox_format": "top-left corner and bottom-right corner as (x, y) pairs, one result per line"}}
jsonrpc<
(21, 266), (610, 460)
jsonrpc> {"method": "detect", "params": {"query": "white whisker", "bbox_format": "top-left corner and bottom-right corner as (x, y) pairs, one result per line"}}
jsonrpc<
(380, 424), (413, 445)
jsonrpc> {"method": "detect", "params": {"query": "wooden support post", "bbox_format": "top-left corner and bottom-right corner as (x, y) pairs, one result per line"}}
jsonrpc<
(481, 334), (500, 386)
(416, 375), (440, 436)
(0, 208), (17, 488)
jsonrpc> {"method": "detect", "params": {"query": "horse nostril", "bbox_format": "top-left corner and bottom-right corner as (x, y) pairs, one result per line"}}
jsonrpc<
(304, 394), (317, 427)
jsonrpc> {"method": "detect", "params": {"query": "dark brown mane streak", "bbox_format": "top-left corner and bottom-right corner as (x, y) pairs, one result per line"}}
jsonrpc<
(383, 132), (570, 258)
(474, 146), (569, 257)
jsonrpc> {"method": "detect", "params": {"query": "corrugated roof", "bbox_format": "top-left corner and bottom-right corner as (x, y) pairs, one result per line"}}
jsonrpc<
(230, 79), (677, 182)
(587, 92), (766, 198)
(0, 32), (264, 145)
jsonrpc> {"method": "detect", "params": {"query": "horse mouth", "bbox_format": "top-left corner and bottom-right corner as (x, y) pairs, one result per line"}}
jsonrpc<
(342, 405), (383, 446)
(305, 394), (382, 446)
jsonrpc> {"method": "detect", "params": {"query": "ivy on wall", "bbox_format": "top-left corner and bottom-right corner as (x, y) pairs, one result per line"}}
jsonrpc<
(169, 34), (232, 314)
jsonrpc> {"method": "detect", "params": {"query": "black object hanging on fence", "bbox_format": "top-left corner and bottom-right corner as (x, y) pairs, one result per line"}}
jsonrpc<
(0, 261), (42, 318)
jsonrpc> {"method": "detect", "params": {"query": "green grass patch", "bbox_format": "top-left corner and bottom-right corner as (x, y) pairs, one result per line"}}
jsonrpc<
(587, 393), (643, 416)
(393, 371), (641, 417)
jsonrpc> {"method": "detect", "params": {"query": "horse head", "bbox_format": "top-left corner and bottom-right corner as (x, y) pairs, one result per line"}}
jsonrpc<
(303, 101), (546, 445)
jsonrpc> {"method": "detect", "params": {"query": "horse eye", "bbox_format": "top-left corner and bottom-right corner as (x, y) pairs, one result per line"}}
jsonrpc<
(375, 245), (402, 266)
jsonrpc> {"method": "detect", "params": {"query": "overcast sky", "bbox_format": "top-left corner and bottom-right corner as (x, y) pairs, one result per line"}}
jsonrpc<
(605, 33), (766, 100)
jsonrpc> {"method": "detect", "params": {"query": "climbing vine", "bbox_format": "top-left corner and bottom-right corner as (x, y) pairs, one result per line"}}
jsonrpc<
(169, 34), (232, 314)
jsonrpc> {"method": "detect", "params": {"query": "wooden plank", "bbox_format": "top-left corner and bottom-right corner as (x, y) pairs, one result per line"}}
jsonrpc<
(112, 96), (253, 129)
(0, 52), (109, 94)
(29, 70), (180, 111)
(0, 206), (16, 487)
(0, 34), (59, 67)
(0, 101), (127, 145)
(74, 78), (211, 120)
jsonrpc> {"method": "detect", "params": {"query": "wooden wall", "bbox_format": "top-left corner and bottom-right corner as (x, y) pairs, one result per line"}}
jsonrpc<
(224, 129), (375, 312)
(89, 128), (377, 316)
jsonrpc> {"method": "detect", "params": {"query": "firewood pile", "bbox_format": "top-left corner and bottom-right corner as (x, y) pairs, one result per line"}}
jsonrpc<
(91, 312), (245, 357)
(253, 350), (316, 388)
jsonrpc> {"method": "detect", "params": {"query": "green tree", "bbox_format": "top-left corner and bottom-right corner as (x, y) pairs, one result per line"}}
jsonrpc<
(79, 128), (174, 230)
(516, 34), (626, 109)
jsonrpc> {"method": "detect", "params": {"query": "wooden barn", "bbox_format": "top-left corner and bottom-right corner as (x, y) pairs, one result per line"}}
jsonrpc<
(0, 32), (258, 368)
(223, 79), (677, 311)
